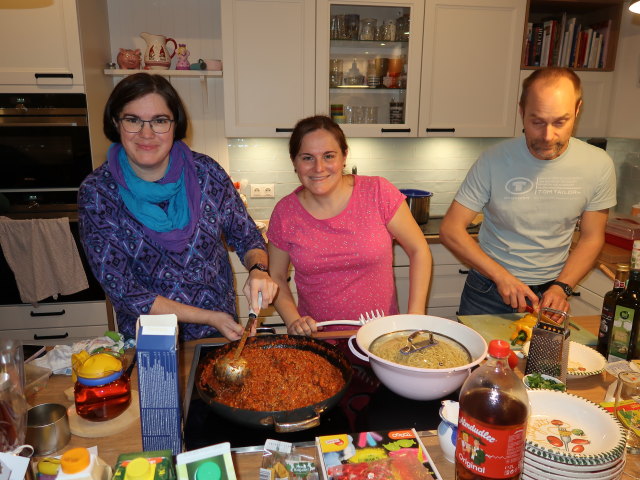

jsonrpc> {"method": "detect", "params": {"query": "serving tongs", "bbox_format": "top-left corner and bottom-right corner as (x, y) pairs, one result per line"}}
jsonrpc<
(399, 330), (438, 355)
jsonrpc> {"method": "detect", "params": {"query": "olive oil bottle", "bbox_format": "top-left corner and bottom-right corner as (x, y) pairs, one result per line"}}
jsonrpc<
(597, 264), (630, 356)
(608, 269), (640, 361)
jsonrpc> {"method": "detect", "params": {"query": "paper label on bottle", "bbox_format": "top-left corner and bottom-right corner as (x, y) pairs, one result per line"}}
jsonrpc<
(455, 412), (525, 479)
(609, 306), (637, 361)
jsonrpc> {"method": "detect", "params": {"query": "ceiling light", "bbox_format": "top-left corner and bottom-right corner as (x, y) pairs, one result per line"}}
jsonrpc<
(631, 1), (640, 14)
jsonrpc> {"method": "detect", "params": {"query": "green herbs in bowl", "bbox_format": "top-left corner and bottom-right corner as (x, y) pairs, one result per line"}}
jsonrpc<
(523, 373), (566, 391)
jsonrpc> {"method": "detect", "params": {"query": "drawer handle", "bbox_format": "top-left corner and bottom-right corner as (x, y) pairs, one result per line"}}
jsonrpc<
(275, 128), (294, 133)
(34, 73), (73, 79)
(381, 128), (411, 133)
(458, 269), (469, 274)
(572, 291), (580, 297)
(30, 309), (66, 317)
(426, 128), (455, 133)
(34, 332), (69, 340)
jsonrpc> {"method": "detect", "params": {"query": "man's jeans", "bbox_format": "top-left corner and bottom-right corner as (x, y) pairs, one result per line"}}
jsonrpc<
(458, 269), (551, 315)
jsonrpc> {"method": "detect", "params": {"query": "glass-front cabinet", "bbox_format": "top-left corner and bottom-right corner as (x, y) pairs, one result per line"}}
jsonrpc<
(316, 0), (424, 137)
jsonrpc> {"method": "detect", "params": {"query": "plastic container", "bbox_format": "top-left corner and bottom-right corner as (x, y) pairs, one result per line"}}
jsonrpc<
(24, 363), (52, 398)
(605, 216), (640, 250)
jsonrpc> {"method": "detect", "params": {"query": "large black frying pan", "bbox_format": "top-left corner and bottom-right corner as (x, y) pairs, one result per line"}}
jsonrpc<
(195, 335), (353, 432)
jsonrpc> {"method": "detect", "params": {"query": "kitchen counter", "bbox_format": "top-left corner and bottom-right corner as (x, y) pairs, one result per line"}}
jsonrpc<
(28, 318), (640, 479)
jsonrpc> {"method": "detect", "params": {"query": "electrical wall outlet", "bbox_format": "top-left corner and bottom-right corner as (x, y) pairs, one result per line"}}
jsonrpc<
(250, 183), (275, 198)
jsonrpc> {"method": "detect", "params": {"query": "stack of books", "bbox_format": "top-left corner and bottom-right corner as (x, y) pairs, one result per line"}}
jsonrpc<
(523, 13), (610, 69)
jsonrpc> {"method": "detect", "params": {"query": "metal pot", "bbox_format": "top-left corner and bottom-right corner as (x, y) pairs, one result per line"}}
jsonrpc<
(195, 335), (352, 432)
(400, 189), (433, 225)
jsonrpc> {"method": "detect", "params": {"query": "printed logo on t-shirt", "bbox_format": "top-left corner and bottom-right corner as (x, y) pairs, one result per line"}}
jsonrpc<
(504, 176), (582, 200)
(505, 177), (534, 195)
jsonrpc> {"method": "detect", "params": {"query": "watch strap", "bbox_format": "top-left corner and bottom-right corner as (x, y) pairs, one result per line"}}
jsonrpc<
(550, 280), (573, 296)
(249, 263), (268, 273)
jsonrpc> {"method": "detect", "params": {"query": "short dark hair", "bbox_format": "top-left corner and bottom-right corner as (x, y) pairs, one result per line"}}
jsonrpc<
(519, 67), (582, 112)
(103, 73), (188, 143)
(289, 115), (348, 160)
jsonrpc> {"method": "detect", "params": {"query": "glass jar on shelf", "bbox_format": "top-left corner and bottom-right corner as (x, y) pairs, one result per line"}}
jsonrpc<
(359, 18), (377, 40)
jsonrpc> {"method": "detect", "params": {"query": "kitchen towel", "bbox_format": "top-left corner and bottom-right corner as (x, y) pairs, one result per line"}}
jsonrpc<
(0, 217), (89, 304)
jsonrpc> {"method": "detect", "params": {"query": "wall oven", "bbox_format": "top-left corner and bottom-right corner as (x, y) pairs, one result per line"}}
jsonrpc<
(0, 93), (93, 205)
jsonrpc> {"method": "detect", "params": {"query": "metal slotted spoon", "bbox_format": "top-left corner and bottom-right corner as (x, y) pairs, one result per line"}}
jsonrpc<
(214, 292), (261, 385)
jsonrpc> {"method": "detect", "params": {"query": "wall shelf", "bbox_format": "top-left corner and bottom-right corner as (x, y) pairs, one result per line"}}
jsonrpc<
(103, 69), (222, 78)
(103, 69), (223, 110)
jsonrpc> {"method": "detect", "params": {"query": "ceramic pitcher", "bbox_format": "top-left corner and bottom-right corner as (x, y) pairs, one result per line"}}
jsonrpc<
(140, 32), (177, 70)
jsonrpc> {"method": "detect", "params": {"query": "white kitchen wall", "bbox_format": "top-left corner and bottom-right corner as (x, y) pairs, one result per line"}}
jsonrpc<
(230, 136), (640, 221)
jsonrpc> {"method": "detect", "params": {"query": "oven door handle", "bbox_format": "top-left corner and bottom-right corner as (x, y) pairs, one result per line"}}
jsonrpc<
(3, 122), (82, 127)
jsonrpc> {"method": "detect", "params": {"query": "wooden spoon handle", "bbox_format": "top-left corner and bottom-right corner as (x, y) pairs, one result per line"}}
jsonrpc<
(233, 315), (256, 360)
(599, 263), (616, 282)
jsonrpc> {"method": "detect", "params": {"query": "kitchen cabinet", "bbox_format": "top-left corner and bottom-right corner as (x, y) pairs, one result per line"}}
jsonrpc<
(393, 241), (468, 319)
(221, 0), (316, 137)
(0, 301), (109, 345)
(569, 267), (611, 317)
(316, 0), (425, 137)
(0, 0), (84, 92)
(522, 0), (623, 72)
(514, 69), (614, 138)
(418, 0), (526, 137)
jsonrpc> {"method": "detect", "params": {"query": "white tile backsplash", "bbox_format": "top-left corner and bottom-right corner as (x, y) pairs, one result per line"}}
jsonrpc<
(230, 136), (640, 221)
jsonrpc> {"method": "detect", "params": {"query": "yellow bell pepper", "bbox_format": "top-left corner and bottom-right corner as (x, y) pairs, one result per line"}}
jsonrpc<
(510, 313), (538, 346)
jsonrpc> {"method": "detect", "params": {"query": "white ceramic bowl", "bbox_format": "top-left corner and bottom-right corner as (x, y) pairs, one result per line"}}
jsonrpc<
(349, 314), (488, 400)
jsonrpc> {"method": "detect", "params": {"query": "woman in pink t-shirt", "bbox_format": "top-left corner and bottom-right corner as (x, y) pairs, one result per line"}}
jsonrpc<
(267, 115), (432, 335)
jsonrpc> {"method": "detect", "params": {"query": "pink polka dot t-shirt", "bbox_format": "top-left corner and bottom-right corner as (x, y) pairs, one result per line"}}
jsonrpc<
(267, 175), (405, 322)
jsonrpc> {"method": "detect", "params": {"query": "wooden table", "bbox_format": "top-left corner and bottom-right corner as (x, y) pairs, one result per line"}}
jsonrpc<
(30, 316), (640, 479)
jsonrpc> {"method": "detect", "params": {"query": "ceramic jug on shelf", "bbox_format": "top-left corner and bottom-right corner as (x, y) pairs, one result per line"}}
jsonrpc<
(140, 32), (177, 70)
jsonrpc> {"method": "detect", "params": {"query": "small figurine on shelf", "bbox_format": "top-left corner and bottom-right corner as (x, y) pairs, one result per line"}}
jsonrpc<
(116, 48), (141, 69)
(175, 43), (191, 70)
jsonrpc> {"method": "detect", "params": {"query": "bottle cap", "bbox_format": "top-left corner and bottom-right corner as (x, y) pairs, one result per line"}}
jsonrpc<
(61, 447), (90, 474)
(195, 461), (222, 480)
(488, 339), (511, 358)
(125, 457), (155, 480)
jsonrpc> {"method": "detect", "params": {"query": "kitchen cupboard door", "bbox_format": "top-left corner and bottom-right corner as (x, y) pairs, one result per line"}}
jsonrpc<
(316, 0), (425, 137)
(418, 0), (525, 137)
(221, 0), (316, 137)
(515, 70), (614, 138)
(0, 0), (84, 92)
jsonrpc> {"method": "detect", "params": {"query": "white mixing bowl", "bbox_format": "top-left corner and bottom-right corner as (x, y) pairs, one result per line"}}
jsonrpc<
(349, 314), (488, 401)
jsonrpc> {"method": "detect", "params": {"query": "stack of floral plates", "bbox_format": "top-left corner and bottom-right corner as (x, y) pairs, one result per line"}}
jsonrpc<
(523, 390), (627, 480)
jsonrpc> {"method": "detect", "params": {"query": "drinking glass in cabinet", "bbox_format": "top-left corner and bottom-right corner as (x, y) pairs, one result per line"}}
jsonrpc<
(365, 106), (378, 124)
(330, 14), (346, 40)
(395, 13), (410, 41)
(330, 58), (343, 88)
(359, 18), (377, 41)
(366, 60), (380, 88)
(379, 19), (396, 42)
(344, 14), (360, 40)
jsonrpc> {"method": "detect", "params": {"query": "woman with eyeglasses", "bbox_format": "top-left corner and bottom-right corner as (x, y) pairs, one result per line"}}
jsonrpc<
(78, 73), (277, 341)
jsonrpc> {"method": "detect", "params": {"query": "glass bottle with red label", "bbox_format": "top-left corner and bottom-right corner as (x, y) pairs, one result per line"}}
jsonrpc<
(455, 339), (529, 480)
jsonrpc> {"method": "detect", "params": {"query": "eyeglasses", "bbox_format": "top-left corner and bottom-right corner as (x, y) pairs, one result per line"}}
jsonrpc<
(119, 116), (174, 134)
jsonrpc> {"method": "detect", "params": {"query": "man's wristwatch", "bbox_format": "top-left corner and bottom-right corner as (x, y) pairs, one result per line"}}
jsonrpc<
(550, 280), (573, 297)
(249, 263), (268, 273)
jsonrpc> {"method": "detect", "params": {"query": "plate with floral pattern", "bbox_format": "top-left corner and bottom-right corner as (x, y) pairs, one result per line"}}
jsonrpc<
(525, 390), (626, 466)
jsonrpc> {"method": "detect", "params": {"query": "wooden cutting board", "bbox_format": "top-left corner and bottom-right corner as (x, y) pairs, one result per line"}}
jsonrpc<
(67, 390), (140, 438)
(458, 314), (597, 349)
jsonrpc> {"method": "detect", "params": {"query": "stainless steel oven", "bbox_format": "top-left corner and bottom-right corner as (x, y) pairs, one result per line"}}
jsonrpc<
(0, 93), (93, 205)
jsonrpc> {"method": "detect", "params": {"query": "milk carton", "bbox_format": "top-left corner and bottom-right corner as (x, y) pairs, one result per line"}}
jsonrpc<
(136, 314), (182, 455)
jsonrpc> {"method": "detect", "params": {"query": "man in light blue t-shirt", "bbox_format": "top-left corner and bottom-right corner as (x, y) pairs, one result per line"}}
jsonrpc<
(440, 67), (616, 315)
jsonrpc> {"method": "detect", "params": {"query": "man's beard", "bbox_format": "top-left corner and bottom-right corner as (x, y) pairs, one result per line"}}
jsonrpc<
(527, 139), (566, 160)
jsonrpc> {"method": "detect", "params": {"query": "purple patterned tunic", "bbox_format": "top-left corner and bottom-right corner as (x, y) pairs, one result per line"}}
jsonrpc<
(78, 150), (264, 341)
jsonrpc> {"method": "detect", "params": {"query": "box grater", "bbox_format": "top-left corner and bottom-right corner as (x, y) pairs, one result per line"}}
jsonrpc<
(524, 308), (570, 382)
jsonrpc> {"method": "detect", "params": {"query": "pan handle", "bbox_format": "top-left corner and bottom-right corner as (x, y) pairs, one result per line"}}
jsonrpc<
(274, 414), (321, 432)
